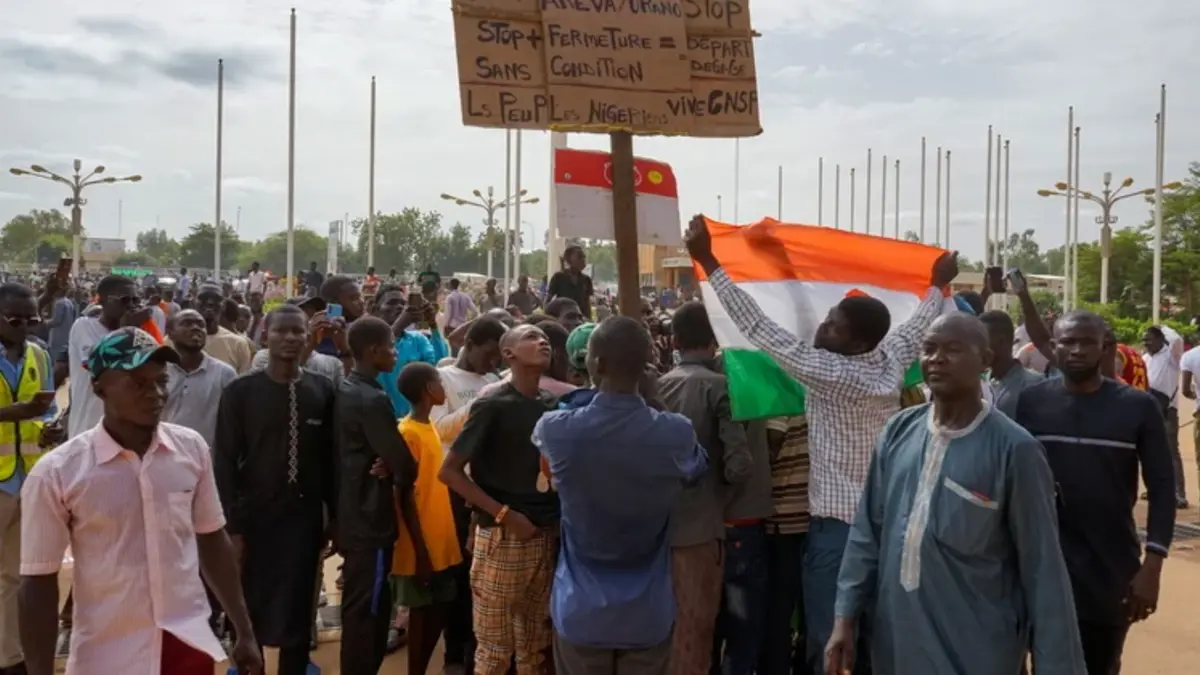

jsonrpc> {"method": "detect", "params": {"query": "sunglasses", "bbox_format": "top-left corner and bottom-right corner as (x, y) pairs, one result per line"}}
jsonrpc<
(2, 315), (41, 328)
(113, 295), (143, 307)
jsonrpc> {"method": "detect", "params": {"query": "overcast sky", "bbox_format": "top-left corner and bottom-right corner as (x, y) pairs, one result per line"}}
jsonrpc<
(2, 0), (1197, 263)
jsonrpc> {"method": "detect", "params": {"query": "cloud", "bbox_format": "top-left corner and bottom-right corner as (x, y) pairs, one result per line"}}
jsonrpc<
(0, 192), (31, 202)
(1, 0), (1197, 264)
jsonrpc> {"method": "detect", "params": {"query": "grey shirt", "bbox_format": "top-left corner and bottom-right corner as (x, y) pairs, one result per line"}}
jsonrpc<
(47, 297), (76, 361)
(163, 355), (238, 447)
(723, 419), (774, 521)
(657, 357), (752, 547)
(989, 364), (1043, 419)
(251, 349), (344, 388)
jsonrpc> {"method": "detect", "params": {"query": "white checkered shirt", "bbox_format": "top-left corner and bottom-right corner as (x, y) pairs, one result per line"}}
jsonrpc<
(709, 268), (943, 523)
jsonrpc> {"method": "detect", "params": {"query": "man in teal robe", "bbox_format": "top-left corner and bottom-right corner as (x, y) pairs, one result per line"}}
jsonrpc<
(826, 313), (1085, 675)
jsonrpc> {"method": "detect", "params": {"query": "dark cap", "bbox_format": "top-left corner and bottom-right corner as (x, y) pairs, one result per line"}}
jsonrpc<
(86, 327), (179, 380)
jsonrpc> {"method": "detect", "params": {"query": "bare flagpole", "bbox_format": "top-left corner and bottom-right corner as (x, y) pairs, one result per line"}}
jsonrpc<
(834, 164), (841, 229)
(894, 158), (900, 238)
(1063, 106), (1074, 311)
(849, 168), (857, 232)
(1072, 126), (1081, 307)
(919, 137), (927, 242)
(778, 165), (784, 220)
(368, 76), (377, 268)
(1152, 84), (1167, 323)
(285, 8), (297, 290)
(214, 59), (224, 278)
(994, 133), (1003, 274)
(934, 146), (942, 246)
(985, 125), (993, 266)
(864, 149), (872, 234)
(881, 154), (888, 236)
(944, 150), (952, 250)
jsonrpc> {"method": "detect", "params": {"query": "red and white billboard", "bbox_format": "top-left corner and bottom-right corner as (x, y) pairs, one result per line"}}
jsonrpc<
(553, 148), (681, 245)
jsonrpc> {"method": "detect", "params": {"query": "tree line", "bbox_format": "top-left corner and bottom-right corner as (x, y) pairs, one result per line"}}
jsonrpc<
(0, 207), (623, 283)
(3, 160), (1197, 312)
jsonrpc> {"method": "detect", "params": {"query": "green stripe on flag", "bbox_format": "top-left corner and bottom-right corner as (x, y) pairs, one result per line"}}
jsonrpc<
(722, 349), (926, 421)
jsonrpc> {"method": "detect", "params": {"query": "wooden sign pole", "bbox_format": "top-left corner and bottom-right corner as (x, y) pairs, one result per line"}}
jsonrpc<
(609, 131), (642, 319)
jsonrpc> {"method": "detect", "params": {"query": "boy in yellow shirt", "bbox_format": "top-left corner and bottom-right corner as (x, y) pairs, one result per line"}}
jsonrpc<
(394, 362), (463, 674)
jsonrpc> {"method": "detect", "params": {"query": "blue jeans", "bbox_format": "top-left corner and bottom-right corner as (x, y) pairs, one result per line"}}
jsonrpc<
(758, 530), (807, 675)
(803, 517), (870, 675)
(712, 523), (769, 675)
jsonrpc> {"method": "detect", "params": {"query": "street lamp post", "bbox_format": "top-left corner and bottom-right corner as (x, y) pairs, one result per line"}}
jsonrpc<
(1038, 174), (1182, 304)
(8, 160), (143, 276)
(440, 187), (539, 278)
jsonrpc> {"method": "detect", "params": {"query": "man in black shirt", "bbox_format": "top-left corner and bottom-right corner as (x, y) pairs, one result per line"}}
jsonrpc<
(439, 324), (560, 675)
(548, 245), (593, 319)
(335, 317), (420, 675)
(214, 304), (338, 675)
(1014, 310), (1176, 675)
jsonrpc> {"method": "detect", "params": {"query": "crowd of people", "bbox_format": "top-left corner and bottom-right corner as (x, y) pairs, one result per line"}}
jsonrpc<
(0, 219), (1188, 675)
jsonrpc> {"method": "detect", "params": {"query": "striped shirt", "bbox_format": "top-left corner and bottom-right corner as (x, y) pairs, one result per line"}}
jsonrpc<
(765, 415), (810, 534)
(709, 268), (944, 524)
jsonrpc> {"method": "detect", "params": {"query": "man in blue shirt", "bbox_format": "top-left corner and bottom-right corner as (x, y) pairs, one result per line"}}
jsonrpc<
(533, 316), (707, 674)
(371, 285), (448, 417)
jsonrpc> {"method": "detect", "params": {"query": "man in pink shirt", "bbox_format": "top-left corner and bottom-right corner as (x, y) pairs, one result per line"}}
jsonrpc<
(18, 327), (263, 675)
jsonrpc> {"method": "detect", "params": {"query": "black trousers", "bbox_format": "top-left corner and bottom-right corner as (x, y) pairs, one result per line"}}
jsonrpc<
(1078, 621), (1129, 675)
(443, 493), (476, 669)
(339, 546), (395, 675)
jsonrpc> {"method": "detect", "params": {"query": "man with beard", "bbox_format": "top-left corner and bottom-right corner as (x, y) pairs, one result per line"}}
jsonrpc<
(214, 305), (338, 675)
(1014, 311), (1175, 675)
(194, 284), (253, 374)
(163, 309), (236, 447)
(828, 314), (1083, 675)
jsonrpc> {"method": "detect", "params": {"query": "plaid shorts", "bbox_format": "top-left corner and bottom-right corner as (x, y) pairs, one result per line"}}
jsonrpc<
(470, 525), (556, 675)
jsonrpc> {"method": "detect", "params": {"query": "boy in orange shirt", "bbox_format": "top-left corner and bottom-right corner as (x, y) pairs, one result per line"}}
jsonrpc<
(395, 362), (462, 674)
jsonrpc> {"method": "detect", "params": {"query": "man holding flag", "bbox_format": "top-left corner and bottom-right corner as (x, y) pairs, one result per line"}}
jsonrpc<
(684, 215), (958, 674)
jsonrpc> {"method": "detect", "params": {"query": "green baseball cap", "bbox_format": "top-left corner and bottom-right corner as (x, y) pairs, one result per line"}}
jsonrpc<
(86, 327), (179, 381)
(566, 322), (596, 371)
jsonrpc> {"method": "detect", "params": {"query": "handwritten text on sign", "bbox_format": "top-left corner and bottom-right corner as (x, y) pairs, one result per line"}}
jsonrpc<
(687, 35), (754, 79)
(451, 0), (760, 136)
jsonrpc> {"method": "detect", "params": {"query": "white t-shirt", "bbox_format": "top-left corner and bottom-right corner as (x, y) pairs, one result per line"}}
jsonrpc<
(431, 365), (499, 453)
(1178, 346), (1200, 413)
(1145, 344), (1181, 409)
(247, 270), (267, 294)
(67, 318), (118, 439)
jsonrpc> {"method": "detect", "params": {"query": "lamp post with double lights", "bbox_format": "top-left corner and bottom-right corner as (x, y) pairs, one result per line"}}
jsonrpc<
(1038, 173), (1182, 304)
(8, 160), (143, 276)
(440, 187), (539, 279)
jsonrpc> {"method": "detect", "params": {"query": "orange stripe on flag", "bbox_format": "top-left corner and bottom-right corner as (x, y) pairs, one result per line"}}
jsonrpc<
(694, 217), (950, 296)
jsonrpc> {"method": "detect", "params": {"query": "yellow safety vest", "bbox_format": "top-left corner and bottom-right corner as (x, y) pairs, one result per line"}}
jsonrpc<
(0, 342), (50, 481)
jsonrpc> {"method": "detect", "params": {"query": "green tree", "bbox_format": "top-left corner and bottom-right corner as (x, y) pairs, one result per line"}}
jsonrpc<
(1, 209), (74, 263)
(237, 229), (328, 274)
(1075, 229), (1153, 317)
(1144, 161), (1200, 316)
(352, 209), (444, 275)
(902, 231), (920, 242)
(135, 229), (180, 264)
(178, 222), (243, 270)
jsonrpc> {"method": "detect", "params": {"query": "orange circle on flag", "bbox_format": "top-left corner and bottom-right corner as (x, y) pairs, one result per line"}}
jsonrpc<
(647, 170), (663, 184)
